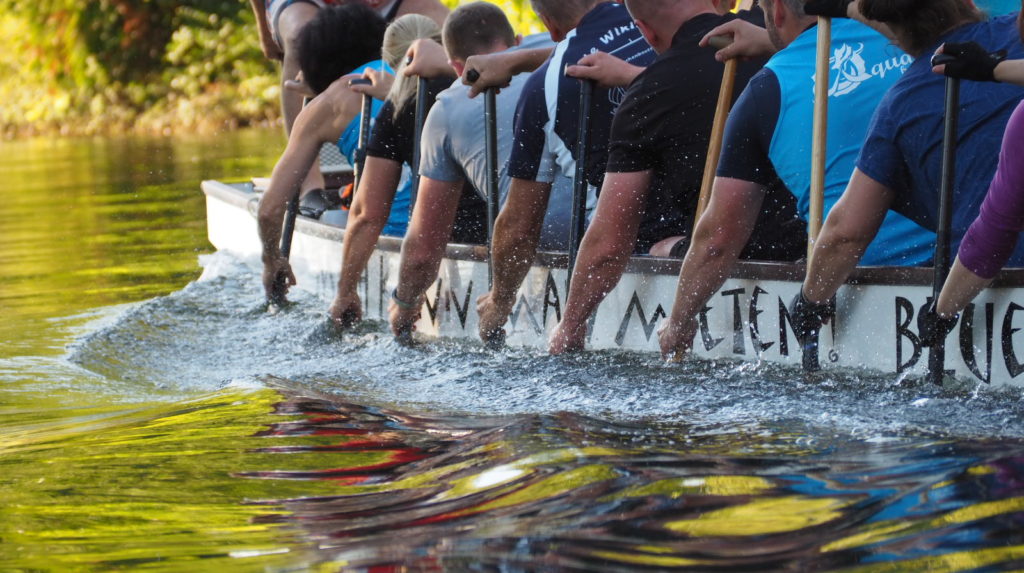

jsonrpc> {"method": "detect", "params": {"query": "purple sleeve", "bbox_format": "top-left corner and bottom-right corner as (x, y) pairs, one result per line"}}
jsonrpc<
(958, 102), (1024, 278)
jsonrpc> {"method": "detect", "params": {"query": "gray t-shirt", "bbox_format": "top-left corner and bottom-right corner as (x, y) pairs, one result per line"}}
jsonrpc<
(419, 39), (575, 251)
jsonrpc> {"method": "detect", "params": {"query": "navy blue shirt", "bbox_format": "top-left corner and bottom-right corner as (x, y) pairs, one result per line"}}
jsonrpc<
(507, 2), (657, 189)
(857, 15), (1024, 264)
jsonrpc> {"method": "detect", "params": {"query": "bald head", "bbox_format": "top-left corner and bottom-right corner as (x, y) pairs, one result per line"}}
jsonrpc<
(529, 0), (603, 30)
(623, 0), (717, 53)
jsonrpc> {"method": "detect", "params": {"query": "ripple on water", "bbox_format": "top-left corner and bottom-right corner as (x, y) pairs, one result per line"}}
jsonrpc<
(66, 250), (1024, 440)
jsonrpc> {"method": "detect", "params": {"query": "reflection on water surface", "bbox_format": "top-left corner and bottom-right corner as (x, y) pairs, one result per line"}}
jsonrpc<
(2, 130), (1024, 571)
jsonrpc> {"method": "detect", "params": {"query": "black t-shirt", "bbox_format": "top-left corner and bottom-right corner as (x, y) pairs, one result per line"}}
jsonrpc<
(606, 9), (799, 258)
(366, 76), (487, 244)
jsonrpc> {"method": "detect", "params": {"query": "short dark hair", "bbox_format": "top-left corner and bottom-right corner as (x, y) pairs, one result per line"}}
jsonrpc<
(298, 4), (387, 95)
(860, 0), (983, 56)
(443, 2), (517, 62)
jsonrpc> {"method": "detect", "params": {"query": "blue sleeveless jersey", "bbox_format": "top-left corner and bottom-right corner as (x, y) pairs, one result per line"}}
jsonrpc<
(337, 60), (412, 237)
(766, 20), (934, 266)
(976, 0), (1019, 16)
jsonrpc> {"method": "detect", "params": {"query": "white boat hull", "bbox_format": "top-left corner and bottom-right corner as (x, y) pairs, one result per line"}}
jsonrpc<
(203, 180), (1024, 388)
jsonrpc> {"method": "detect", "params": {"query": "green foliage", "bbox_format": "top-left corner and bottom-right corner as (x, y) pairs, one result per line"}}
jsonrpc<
(0, 0), (542, 137)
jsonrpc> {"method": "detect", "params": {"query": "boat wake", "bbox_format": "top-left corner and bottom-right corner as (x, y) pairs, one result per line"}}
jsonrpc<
(66, 250), (1024, 440)
(54, 251), (1024, 570)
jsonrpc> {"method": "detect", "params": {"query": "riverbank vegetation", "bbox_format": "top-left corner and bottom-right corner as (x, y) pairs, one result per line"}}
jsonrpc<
(0, 0), (541, 139)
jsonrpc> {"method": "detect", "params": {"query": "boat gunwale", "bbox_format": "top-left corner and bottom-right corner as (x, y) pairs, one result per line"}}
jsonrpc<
(201, 179), (1024, 288)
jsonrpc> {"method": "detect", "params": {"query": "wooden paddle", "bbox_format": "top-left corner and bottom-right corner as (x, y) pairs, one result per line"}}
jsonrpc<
(567, 76), (595, 293)
(801, 16), (832, 372)
(928, 53), (961, 387)
(693, 35), (738, 230)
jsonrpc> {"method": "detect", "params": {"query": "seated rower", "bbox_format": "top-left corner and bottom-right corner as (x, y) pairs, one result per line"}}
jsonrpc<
(922, 20), (1024, 343)
(657, 0), (937, 358)
(549, 0), (807, 354)
(785, 0), (1024, 347)
(328, 15), (489, 326)
(258, 4), (389, 302)
(249, 0), (450, 213)
(475, 0), (658, 343)
(388, 3), (579, 336)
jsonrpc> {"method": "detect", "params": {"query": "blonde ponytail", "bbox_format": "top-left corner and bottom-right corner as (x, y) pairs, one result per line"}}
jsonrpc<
(382, 14), (443, 115)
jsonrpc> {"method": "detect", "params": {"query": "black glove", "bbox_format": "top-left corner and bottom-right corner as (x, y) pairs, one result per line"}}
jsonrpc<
(917, 300), (959, 347)
(933, 42), (1007, 83)
(803, 0), (853, 18)
(789, 289), (835, 346)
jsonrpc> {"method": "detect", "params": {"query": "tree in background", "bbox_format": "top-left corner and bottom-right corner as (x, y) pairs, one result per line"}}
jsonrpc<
(0, 0), (540, 137)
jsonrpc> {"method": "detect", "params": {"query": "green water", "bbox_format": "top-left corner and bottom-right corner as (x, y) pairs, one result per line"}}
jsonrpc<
(0, 130), (333, 570)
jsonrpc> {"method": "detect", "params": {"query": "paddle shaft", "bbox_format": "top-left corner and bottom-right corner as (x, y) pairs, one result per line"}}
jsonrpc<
(567, 78), (594, 293)
(354, 85), (373, 193)
(483, 88), (499, 289)
(268, 96), (314, 306)
(803, 17), (831, 372)
(929, 71), (960, 386)
(693, 39), (738, 232)
(412, 77), (428, 202)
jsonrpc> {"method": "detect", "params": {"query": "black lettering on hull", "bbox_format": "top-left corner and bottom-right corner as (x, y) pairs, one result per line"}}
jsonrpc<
(1003, 302), (1024, 378)
(509, 295), (543, 335)
(543, 273), (562, 327)
(449, 281), (474, 329)
(722, 288), (746, 355)
(615, 292), (666, 346)
(749, 286), (774, 356)
(895, 297), (922, 374)
(698, 304), (724, 352)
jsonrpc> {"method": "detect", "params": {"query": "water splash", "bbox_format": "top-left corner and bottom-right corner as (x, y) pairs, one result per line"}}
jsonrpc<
(67, 251), (1024, 440)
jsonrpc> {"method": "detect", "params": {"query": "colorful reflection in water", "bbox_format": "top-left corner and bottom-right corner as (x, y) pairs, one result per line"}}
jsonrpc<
(234, 394), (1024, 571)
(2, 130), (1024, 571)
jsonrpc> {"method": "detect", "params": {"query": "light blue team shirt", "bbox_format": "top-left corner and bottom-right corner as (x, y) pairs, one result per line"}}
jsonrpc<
(337, 59), (412, 237)
(975, 0), (1019, 16)
(766, 20), (934, 266)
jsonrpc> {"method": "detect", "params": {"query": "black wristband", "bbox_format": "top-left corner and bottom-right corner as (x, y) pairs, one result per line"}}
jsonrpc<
(391, 287), (419, 310)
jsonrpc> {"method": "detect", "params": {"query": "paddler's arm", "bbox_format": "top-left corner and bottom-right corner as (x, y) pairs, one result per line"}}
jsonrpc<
(935, 258), (992, 317)
(248, 0), (281, 61)
(389, 176), (465, 336)
(462, 48), (553, 98)
(995, 60), (1024, 86)
(549, 170), (651, 355)
(565, 52), (644, 88)
(699, 18), (776, 62)
(800, 168), (892, 304)
(258, 95), (347, 299)
(659, 177), (765, 359)
(331, 156), (403, 325)
(476, 177), (552, 341)
(403, 38), (457, 79)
